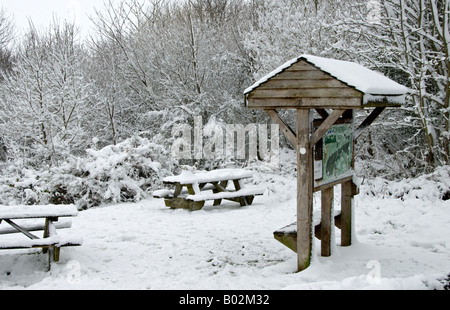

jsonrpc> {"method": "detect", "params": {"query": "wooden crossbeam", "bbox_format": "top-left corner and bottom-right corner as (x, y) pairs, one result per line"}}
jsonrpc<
(212, 181), (228, 193)
(0, 220), (72, 235)
(4, 219), (39, 240)
(353, 107), (385, 141)
(315, 108), (329, 119)
(264, 109), (297, 147)
(266, 108), (349, 148)
(310, 109), (346, 146)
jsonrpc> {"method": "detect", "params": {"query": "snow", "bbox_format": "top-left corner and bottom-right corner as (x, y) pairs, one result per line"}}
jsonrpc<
(244, 54), (409, 105)
(0, 235), (82, 250)
(163, 169), (254, 184)
(186, 186), (266, 202)
(160, 169), (265, 201)
(244, 57), (299, 94)
(301, 55), (409, 95)
(0, 161), (449, 290)
(0, 205), (78, 220)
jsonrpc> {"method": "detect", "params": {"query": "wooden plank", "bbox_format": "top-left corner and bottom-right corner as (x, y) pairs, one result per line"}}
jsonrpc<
(310, 109), (346, 146)
(364, 101), (402, 108)
(173, 183), (183, 197)
(273, 222), (298, 253)
(296, 109), (313, 272)
(313, 175), (353, 193)
(265, 109), (297, 147)
(315, 108), (329, 119)
(0, 241), (82, 250)
(274, 211), (342, 253)
(341, 179), (353, 246)
(186, 184), (196, 195)
(285, 61), (317, 71)
(321, 187), (333, 257)
(313, 118), (352, 127)
(44, 220), (61, 261)
(212, 181), (229, 193)
(3, 219), (40, 240)
(271, 70), (332, 80)
(0, 219), (72, 235)
(163, 169), (253, 185)
(187, 187), (264, 201)
(213, 180), (228, 206)
(247, 98), (362, 109)
(353, 107), (386, 141)
(165, 198), (205, 211)
(248, 88), (362, 99)
(0, 205), (78, 220)
(257, 79), (349, 90)
(232, 180), (247, 206)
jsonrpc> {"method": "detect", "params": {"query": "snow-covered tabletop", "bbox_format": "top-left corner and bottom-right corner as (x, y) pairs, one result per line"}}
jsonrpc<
(163, 169), (254, 185)
(0, 204), (79, 220)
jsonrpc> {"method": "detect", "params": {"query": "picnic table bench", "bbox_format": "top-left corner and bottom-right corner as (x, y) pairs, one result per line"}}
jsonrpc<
(0, 204), (82, 264)
(153, 169), (265, 211)
(273, 210), (342, 253)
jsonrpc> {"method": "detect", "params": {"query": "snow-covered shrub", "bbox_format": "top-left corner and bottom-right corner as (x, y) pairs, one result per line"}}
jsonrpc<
(0, 135), (175, 209)
(360, 165), (450, 202)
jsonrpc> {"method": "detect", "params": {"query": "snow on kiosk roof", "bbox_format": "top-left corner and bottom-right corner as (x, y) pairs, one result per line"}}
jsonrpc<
(244, 55), (409, 109)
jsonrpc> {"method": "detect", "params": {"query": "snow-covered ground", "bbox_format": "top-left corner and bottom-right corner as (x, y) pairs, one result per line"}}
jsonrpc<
(1, 167), (449, 290)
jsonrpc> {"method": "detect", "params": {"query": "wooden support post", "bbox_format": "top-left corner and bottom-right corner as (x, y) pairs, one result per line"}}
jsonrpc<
(296, 109), (313, 272)
(213, 180), (228, 206)
(343, 109), (356, 247)
(321, 186), (333, 256)
(233, 180), (247, 206)
(341, 180), (353, 246)
(173, 184), (183, 197)
(43, 218), (50, 254)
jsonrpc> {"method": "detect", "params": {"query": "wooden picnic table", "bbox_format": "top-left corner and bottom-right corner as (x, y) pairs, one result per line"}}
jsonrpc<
(153, 169), (265, 211)
(0, 205), (82, 264)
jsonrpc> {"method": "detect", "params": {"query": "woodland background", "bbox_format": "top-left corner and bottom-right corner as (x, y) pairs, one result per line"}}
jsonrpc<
(0, 0), (448, 208)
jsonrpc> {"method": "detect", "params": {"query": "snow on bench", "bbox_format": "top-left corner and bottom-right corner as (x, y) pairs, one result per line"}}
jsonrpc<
(153, 183), (217, 199)
(185, 186), (266, 202)
(0, 204), (79, 220)
(273, 210), (343, 253)
(0, 204), (82, 264)
(0, 235), (83, 250)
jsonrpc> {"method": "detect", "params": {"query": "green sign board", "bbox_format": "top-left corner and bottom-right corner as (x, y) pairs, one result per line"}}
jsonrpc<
(322, 124), (353, 183)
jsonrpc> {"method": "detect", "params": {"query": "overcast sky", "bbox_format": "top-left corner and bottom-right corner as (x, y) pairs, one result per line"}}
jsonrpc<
(1, 0), (109, 38)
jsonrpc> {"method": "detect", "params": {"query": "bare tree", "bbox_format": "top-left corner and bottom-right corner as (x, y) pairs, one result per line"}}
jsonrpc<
(0, 19), (90, 165)
(0, 7), (14, 76)
(329, 0), (450, 175)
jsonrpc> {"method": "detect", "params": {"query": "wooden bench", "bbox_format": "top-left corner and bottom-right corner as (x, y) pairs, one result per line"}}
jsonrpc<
(154, 169), (266, 211)
(0, 205), (82, 265)
(273, 210), (342, 253)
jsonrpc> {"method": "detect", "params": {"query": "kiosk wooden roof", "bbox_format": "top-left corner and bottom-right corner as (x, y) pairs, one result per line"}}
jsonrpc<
(244, 54), (408, 109)
(244, 55), (409, 272)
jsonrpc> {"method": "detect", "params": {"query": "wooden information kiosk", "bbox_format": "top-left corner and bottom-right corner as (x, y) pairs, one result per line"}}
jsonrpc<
(244, 55), (409, 271)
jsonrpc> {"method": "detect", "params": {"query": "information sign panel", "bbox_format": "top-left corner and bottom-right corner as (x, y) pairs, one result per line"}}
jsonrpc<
(322, 124), (353, 183)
